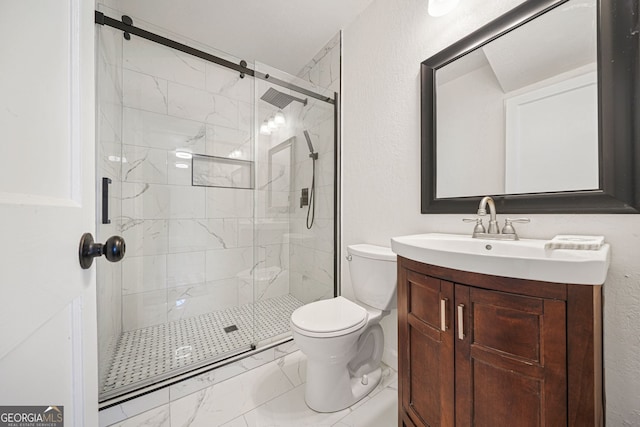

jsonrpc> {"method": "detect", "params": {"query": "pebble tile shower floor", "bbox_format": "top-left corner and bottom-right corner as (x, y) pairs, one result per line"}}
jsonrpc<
(101, 294), (304, 395)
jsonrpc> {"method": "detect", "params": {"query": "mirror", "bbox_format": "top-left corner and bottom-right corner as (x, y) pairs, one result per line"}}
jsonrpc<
(421, 0), (640, 213)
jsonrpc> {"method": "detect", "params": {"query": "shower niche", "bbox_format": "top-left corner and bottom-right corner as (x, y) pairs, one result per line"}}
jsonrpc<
(191, 154), (254, 189)
(95, 8), (338, 403)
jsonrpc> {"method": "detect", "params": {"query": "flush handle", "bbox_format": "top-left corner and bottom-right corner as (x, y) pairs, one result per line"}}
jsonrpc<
(78, 233), (126, 269)
(457, 304), (465, 340)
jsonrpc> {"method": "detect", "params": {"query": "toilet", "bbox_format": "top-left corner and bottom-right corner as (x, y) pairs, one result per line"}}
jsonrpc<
(290, 243), (397, 412)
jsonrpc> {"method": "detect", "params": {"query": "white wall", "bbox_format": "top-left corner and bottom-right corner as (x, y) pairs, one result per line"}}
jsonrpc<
(342, 0), (640, 424)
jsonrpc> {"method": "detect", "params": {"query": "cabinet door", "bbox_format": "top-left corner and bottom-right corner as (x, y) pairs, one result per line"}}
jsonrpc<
(455, 285), (567, 427)
(399, 269), (454, 427)
(401, 410), (419, 427)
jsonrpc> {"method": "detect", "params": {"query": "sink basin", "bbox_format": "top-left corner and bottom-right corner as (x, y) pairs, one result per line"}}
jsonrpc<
(390, 233), (610, 285)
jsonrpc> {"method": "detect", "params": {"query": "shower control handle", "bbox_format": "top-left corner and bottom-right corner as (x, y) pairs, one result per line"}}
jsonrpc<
(79, 233), (126, 269)
(300, 188), (309, 208)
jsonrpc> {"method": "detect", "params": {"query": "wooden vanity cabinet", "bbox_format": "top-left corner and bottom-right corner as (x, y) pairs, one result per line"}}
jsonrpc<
(398, 256), (603, 427)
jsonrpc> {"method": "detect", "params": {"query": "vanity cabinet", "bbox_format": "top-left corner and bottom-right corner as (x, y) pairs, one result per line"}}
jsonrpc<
(398, 256), (603, 427)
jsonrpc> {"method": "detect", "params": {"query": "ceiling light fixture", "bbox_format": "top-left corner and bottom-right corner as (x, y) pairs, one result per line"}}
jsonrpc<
(108, 155), (128, 163)
(175, 150), (192, 159)
(260, 121), (271, 135)
(229, 149), (243, 159)
(274, 110), (286, 125)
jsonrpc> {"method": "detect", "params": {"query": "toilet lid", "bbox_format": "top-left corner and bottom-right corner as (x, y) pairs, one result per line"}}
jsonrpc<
(291, 296), (367, 336)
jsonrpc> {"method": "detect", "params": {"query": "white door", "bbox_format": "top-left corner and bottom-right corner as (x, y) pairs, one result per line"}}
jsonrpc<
(0, 1), (98, 426)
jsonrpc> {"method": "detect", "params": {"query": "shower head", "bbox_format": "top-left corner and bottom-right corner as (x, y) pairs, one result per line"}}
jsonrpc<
(260, 87), (308, 109)
(303, 130), (318, 158)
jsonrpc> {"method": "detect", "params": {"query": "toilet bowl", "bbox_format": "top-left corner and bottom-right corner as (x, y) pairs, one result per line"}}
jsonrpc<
(290, 244), (397, 412)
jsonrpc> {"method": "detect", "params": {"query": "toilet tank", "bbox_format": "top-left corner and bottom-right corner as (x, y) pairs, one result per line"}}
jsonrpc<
(347, 244), (397, 311)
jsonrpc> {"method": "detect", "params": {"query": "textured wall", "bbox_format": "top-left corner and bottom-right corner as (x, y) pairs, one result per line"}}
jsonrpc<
(342, 0), (640, 423)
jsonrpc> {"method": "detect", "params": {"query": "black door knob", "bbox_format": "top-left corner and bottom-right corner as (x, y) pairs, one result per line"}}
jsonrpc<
(79, 233), (126, 269)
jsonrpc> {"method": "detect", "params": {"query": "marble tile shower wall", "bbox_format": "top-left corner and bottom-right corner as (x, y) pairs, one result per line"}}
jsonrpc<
(297, 32), (341, 94)
(253, 85), (336, 308)
(98, 26), (339, 340)
(290, 33), (340, 304)
(108, 34), (260, 332)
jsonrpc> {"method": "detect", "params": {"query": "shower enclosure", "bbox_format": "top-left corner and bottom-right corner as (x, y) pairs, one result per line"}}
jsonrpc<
(96, 8), (337, 402)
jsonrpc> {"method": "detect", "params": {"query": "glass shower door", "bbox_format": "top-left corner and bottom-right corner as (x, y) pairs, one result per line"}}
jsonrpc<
(95, 10), (257, 401)
(96, 14), (125, 399)
(252, 62), (337, 348)
(95, 8), (338, 402)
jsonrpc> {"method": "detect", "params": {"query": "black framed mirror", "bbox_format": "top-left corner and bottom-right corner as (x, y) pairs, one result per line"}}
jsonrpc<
(421, 0), (640, 214)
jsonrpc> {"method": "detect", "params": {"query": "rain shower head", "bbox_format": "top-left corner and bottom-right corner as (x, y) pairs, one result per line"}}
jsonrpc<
(260, 87), (308, 109)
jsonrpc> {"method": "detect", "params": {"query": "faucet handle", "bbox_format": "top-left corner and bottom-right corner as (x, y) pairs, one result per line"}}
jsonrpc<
(505, 217), (531, 223)
(463, 218), (486, 234)
(463, 218), (482, 223)
(503, 218), (530, 235)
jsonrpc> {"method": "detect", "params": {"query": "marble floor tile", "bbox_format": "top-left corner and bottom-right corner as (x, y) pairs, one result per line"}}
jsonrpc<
(369, 365), (398, 399)
(110, 404), (171, 427)
(243, 384), (350, 427)
(273, 341), (298, 358)
(331, 382), (398, 427)
(276, 350), (307, 387)
(104, 347), (398, 427)
(99, 388), (169, 426)
(169, 348), (276, 401)
(220, 416), (250, 427)
(170, 358), (295, 426)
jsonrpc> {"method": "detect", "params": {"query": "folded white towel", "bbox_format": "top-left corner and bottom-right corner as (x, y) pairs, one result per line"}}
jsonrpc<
(544, 235), (605, 250)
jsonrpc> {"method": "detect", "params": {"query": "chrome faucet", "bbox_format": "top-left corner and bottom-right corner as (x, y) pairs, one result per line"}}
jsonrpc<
(477, 196), (499, 234)
(463, 196), (530, 240)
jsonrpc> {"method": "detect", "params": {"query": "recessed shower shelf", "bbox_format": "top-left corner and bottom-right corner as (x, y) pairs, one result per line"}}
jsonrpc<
(192, 153), (254, 189)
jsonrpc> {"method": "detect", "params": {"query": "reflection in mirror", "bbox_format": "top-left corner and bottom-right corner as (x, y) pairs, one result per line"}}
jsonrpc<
(268, 137), (294, 212)
(436, 0), (597, 198)
(421, 0), (640, 214)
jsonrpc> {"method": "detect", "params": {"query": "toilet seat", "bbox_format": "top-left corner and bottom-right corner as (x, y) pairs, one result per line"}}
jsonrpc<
(291, 296), (367, 338)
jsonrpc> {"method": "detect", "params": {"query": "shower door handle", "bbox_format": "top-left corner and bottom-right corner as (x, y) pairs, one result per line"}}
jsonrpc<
(79, 233), (126, 269)
(102, 177), (112, 224)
